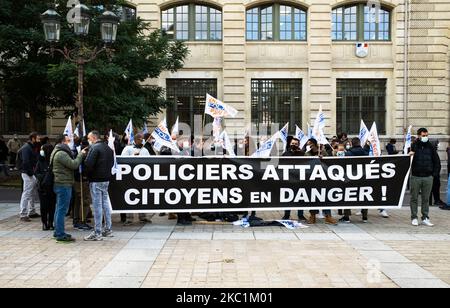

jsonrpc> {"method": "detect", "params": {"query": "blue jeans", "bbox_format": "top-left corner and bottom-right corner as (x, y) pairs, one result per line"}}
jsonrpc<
(54, 185), (72, 239)
(90, 182), (112, 236)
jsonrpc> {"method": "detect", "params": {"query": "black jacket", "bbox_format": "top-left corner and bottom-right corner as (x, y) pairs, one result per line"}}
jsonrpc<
(35, 157), (51, 193)
(144, 142), (156, 156)
(85, 141), (114, 182)
(282, 149), (305, 157)
(411, 141), (440, 177)
(345, 146), (369, 157)
(19, 142), (38, 176)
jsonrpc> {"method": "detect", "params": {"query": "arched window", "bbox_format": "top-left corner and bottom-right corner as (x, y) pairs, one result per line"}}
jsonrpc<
(161, 4), (222, 41)
(332, 3), (391, 41)
(246, 4), (307, 41)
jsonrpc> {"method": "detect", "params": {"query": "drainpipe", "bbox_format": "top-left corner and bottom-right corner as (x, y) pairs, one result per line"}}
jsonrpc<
(403, 0), (409, 131)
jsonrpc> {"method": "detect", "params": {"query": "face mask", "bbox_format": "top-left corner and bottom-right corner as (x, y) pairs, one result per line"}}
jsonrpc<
(238, 144), (244, 149)
(183, 141), (190, 149)
(346, 145), (351, 150)
(337, 151), (345, 157)
(421, 137), (429, 143)
(306, 146), (312, 153)
(40, 150), (45, 157)
(290, 145), (299, 151)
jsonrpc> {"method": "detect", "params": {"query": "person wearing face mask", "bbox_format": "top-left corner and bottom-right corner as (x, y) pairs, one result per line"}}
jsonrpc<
(282, 137), (307, 221)
(121, 133), (151, 157)
(409, 128), (440, 227)
(51, 134), (87, 242)
(304, 139), (338, 225)
(18, 132), (41, 222)
(120, 133), (152, 225)
(35, 143), (56, 230)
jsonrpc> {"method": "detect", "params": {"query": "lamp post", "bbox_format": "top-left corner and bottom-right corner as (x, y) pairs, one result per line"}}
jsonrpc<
(41, 3), (120, 136)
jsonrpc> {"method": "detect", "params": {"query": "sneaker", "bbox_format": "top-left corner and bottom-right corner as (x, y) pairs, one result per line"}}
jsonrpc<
(325, 215), (338, 225)
(362, 216), (368, 223)
(20, 216), (31, 222)
(339, 216), (351, 223)
(355, 211), (362, 216)
(439, 205), (450, 210)
(102, 230), (114, 238)
(422, 218), (434, 227)
(379, 210), (389, 218)
(411, 218), (419, 226)
(318, 211), (325, 219)
(84, 232), (103, 241)
(282, 216), (290, 220)
(435, 201), (447, 207)
(28, 213), (41, 219)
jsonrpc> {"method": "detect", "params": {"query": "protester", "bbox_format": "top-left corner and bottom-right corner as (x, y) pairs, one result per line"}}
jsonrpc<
(7, 134), (22, 170)
(72, 136), (92, 231)
(0, 135), (9, 177)
(409, 128), (439, 226)
(35, 143), (56, 231)
(120, 133), (152, 225)
(52, 134), (86, 242)
(386, 139), (399, 155)
(282, 137), (306, 221)
(18, 132), (40, 222)
(121, 133), (151, 157)
(84, 131), (115, 241)
(428, 140), (447, 207)
(304, 139), (338, 225)
(446, 140), (450, 210)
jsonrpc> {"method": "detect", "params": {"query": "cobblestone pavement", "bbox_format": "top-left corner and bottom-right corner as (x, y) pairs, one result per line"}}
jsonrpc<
(0, 202), (449, 288)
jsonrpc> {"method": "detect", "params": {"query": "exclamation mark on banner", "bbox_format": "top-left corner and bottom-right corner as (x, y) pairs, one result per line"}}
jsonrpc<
(381, 186), (387, 201)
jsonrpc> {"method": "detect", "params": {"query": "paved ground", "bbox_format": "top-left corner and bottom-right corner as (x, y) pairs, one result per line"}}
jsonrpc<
(0, 198), (449, 288)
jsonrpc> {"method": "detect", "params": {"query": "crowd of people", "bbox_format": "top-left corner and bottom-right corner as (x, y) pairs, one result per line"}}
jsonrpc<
(2, 125), (450, 243)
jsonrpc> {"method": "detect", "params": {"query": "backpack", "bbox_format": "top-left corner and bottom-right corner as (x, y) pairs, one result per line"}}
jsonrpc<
(41, 150), (62, 190)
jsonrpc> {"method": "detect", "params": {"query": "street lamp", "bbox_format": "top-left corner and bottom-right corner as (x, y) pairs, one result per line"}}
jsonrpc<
(40, 3), (120, 136)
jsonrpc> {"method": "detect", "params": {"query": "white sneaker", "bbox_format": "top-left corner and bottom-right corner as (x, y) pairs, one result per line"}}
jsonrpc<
(422, 218), (434, 227)
(355, 211), (362, 216)
(379, 210), (389, 218)
(318, 210), (325, 219)
(411, 219), (419, 226)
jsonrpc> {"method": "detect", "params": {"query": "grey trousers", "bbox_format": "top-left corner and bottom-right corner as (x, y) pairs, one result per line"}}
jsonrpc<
(410, 176), (433, 220)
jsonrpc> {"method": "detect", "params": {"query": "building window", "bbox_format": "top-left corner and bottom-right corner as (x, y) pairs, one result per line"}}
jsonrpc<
(332, 4), (391, 41)
(161, 4), (222, 41)
(251, 79), (302, 134)
(166, 79), (217, 130)
(336, 79), (386, 135)
(246, 4), (307, 41)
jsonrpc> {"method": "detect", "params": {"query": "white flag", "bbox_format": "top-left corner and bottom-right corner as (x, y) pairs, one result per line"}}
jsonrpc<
(205, 94), (238, 118)
(152, 118), (180, 153)
(312, 105), (328, 145)
(124, 119), (134, 145)
(368, 122), (381, 157)
(171, 116), (179, 136)
(359, 120), (370, 145)
(295, 125), (309, 149)
(403, 125), (412, 154)
(63, 116), (74, 149)
(212, 117), (223, 141)
(251, 134), (278, 158)
(108, 130), (119, 175)
(279, 123), (289, 146)
(219, 130), (236, 157)
(73, 120), (86, 138)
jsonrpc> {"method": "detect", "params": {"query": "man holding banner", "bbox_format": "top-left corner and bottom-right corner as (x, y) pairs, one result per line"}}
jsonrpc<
(409, 128), (440, 227)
